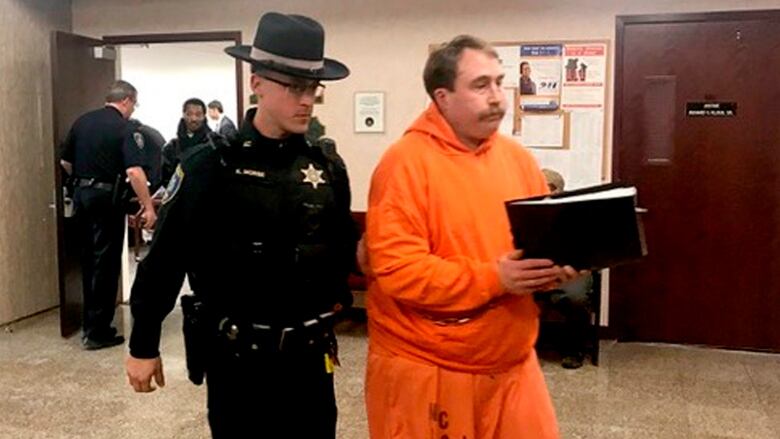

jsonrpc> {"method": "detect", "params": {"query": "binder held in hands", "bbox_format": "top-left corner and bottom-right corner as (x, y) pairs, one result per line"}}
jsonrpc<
(505, 183), (647, 270)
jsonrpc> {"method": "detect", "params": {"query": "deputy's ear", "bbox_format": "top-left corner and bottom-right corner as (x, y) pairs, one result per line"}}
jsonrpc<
(250, 74), (264, 97)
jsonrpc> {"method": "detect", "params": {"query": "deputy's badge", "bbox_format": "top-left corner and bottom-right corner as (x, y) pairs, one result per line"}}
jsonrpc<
(162, 166), (185, 204)
(133, 132), (145, 149)
(301, 163), (326, 189)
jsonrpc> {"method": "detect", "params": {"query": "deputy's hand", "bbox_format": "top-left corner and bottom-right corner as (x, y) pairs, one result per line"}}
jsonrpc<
(140, 207), (157, 230)
(498, 250), (567, 296)
(126, 355), (165, 393)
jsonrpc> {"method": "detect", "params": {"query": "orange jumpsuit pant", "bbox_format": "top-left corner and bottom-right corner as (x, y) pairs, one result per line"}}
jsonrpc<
(365, 346), (559, 439)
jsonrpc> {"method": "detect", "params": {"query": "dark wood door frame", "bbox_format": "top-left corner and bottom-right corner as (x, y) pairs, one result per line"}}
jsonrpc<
(103, 31), (244, 118)
(613, 9), (780, 178)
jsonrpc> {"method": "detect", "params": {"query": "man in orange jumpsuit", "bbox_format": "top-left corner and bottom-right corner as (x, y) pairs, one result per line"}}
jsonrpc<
(364, 35), (581, 439)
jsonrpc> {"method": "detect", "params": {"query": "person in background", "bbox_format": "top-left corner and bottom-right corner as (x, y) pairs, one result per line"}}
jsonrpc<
(207, 99), (238, 142)
(539, 168), (594, 370)
(128, 118), (165, 192)
(161, 98), (211, 186)
(60, 80), (156, 350)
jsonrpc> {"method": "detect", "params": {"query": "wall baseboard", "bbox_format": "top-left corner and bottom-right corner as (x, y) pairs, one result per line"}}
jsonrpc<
(0, 306), (59, 329)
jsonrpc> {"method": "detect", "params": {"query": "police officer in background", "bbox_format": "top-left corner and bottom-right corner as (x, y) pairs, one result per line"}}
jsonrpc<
(129, 118), (165, 193)
(60, 80), (157, 350)
(125, 12), (356, 438)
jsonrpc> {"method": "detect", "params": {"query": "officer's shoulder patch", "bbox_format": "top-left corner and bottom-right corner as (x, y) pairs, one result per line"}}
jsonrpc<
(162, 165), (185, 205)
(133, 132), (145, 149)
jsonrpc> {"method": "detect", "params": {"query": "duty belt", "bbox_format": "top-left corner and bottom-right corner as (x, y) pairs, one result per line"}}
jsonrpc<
(74, 177), (114, 192)
(217, 311), (336, 352)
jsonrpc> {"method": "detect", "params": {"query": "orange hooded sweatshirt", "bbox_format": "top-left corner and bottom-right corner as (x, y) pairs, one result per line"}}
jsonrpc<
(366, 104), (550, 373)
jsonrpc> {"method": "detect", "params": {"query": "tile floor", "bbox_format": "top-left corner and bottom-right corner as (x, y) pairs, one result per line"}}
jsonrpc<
(1, 307), (778, 438)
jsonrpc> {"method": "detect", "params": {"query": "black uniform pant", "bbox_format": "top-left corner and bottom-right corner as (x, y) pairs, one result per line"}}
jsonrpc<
(205, 341), (337, 439)
(75, 187), (125, 340)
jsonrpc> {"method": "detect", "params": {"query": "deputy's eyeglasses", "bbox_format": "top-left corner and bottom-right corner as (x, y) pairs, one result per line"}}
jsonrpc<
(262, 76), (325, 99)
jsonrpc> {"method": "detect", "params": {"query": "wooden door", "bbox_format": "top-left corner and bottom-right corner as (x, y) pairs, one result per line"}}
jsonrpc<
(51, 31), (116, 337)
(611, 11), (780, 351)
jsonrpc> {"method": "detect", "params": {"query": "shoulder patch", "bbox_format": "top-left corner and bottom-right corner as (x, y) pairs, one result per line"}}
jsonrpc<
(162, 165), (184, 204)
(133, 132), (145, 149)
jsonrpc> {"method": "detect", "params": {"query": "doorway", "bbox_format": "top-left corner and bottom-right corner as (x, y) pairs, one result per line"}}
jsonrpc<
(52, 31), (242, 337)
(611, 10), (780, 351)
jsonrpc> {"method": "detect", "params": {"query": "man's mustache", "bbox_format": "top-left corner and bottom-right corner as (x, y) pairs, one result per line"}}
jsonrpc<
(478, 108), (506, 121)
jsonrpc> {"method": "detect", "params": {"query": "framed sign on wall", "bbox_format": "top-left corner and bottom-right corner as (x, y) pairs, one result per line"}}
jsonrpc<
(354, 91), (385, 133)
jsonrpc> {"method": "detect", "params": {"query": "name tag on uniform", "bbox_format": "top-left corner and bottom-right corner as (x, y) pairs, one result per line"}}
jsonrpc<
(235, 168), (266, 179)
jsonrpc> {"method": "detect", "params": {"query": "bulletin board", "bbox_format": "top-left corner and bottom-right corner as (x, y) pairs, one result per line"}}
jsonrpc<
(493, 40), (610, 189)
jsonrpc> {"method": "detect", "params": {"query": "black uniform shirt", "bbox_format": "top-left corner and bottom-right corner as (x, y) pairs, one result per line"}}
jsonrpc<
(61, 106), (145, 182)
(128, 108), (357, 359)
(129, 120), (165, 191)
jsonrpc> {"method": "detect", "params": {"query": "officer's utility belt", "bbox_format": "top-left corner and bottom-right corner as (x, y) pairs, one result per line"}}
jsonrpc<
(217, 311), (337, 354)
(416, 296), (507, 326)
(74, 177), (114, 192)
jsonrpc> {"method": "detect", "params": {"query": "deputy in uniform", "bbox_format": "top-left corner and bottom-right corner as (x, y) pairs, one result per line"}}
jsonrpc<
(60, 80), (157, 350)
(125, 13), (356, 439)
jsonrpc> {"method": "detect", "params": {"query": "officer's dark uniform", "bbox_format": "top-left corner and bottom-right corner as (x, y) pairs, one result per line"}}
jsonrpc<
(129, 119), (165, 192)
(61, 106), (145, 343)
(129, 107), (357, 438)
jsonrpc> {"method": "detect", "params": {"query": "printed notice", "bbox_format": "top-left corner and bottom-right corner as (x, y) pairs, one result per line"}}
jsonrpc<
(355, 92), (384, 133)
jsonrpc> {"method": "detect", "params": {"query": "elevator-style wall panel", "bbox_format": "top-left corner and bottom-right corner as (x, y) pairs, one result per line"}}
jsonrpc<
(0, 0), (71, 324)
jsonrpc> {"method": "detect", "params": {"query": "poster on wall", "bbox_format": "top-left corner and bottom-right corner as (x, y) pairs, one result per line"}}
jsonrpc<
(489, 39), (608, 190)
(519, 44), (562, 98)
(513, 44), (565, 147)
(560, 43), (607, 110)
(519, 114), (565, 148)
(354, 91), (385, 133)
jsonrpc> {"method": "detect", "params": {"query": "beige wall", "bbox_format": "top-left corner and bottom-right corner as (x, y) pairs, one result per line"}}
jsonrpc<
(69, 0), (780, 326)
(3, 1), (778, 325)
(0, 0), (72, 324)
(72, 0), (780, 211)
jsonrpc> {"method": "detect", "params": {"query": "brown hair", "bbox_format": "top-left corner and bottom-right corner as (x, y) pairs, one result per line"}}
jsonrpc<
(423, 35), (498, 99)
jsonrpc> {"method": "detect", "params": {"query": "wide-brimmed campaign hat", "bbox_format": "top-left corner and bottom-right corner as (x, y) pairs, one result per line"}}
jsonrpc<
(225, 12), (349, 81)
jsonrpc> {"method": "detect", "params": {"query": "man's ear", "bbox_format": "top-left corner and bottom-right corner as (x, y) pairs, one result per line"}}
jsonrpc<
(432, 88), (449, 109)
(250, 74), (264, 98)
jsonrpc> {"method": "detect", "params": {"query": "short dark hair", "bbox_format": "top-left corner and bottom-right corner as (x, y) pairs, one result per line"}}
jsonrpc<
(207, 100), (224, 113)
(423, 35), (498, 99)
(520, 61), (530, 70)
(105, 80), (137, 103)
(182, 98), (206, 113)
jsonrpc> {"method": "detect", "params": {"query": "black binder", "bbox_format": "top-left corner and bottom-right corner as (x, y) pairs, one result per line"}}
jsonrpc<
(505, 183), (647, 270)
